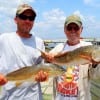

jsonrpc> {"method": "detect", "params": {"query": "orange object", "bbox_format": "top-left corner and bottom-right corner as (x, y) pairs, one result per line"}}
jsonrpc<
(34, 70), (48, 82)
(0, 74), (7, 85)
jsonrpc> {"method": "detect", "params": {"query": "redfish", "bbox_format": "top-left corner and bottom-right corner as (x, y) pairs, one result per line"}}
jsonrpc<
(40, 45), (100, 66)
(5, 63), (66, 86)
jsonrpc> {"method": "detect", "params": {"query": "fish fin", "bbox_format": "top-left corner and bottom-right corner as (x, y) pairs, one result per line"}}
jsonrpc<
(15, 81), (23, 87)
(38, 49), (48, 59)
(38, 49), (54, 63)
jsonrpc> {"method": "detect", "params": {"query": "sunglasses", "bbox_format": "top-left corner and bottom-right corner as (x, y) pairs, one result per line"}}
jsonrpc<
(67, 26), (80, 31)
(17, 14), (35, 21)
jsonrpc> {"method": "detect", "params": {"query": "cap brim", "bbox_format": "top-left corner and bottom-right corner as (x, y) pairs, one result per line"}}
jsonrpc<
(65, 21), (81, 27)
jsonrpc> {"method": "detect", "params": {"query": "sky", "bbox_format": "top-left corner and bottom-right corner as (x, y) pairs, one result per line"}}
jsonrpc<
(0, 0), (100, 40)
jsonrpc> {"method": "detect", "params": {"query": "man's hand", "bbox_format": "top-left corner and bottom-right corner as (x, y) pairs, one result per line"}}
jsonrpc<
(35, 70), (48, 82)
(43, 53), (55, 63)
(0, 74), (7, 86)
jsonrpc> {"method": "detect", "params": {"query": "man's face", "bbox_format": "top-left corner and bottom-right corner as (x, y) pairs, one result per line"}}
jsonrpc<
(15, 10), (35, 34)
(64, 23), (82, 42)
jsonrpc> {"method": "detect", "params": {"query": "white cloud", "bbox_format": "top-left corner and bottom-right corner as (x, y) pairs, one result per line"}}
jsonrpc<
(73, 10), (85, 21)
(42, 8), (65, 28)
(33, 9), (100, 39)
(33, 8), (66, 39)
(83, 0), (100, 7)
(74, 11), (100, 38)
(0, 0), (35, 16)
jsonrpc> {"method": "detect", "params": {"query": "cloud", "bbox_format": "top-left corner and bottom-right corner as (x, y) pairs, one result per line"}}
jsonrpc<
(33, 8), (66, 39)
(83, 0), (100, 7)
(82, 15), (100, 37)
(33, 9), (100, 39)
(73, 10), (100, 38)
(0, 0), (35, 16)
(73, 10), (85, 21)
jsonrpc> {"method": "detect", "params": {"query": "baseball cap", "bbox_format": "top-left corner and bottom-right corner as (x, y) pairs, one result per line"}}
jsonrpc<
(65, 15), (82, 27)
(16, 4), (36, 16)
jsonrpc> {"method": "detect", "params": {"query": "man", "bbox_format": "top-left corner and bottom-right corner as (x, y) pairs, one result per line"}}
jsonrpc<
(45, 14), (100, 100)
(0, 4), (48, 100)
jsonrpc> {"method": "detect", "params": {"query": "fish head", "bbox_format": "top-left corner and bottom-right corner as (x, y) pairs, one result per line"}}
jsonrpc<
(92, 46), (100, 62)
